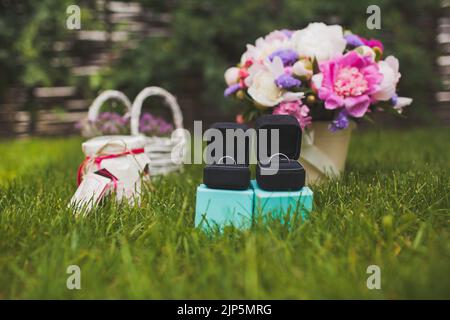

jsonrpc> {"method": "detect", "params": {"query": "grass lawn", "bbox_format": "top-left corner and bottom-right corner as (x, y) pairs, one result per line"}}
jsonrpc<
(0, 128), (449, 299)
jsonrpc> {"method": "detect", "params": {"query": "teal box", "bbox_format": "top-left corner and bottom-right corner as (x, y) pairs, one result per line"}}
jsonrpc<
(251, 180), (313, 222)
(195, 184), (254, 230)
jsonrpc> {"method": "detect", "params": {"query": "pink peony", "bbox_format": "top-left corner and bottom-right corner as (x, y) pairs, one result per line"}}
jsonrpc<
(273, 101), (312, 129)
(314, 51), (383, 117)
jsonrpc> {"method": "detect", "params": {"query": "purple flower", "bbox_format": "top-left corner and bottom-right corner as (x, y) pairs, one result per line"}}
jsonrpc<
(390, 93), (398, 106)
(76, 111), (131, 135)
(101, 122), (119, 134)
(275, 74), (301, 89)
(98, 111), (111, 120)
(269, 49), (299, 66)
(139, 112), (173, 136)
(120, 116), (129, 126)
(345, 34), (364, 47)
(224, 83), (241, 96)
(329, 110), (350, 132)
(159, 122), (173, 134)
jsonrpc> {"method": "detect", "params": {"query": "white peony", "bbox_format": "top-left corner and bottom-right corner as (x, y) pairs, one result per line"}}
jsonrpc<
(247, 57), (303, 107)
(240, 32), (293, 65)
(373, 56), (401, 101)
(247, 69), (283, 106)
(224, 67), (240, 86)
(247, 57), (283, 106)
(291, 22), (346, 62)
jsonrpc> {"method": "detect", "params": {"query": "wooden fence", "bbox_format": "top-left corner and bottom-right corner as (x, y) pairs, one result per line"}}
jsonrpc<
(435, 0), (450, 125)
(0, 0), (187, 138)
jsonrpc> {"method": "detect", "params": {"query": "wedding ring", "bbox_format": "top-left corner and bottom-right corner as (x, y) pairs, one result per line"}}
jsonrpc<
(260, 152), (290, 165)
(217, 156), (237, 165)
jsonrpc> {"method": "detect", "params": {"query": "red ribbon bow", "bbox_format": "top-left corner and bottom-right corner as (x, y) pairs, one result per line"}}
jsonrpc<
(77, 148), (145, 186)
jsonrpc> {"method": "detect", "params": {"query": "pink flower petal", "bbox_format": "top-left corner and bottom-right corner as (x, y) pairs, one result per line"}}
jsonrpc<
(344, 95), (370, 117)
(340, 51), (365, 68)
(325, 94), (345, 109)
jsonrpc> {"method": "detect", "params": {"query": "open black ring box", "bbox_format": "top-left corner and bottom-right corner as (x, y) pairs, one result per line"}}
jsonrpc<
(255, 115), (306, 191)
(203, 122), (251, 190)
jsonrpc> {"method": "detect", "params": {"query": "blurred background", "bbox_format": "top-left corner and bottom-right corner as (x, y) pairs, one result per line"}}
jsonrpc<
(0, 0), (448, 137)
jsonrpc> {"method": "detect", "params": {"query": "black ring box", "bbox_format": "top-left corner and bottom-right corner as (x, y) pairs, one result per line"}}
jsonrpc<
(255, 115), (306, 191)
(203, 122), (251, 190)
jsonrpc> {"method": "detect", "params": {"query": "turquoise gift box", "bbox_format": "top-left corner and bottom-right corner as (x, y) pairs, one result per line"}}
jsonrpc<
(195, 184), (254, 230)
(195, 180), (313, 230)
(251, 180), (313, 223)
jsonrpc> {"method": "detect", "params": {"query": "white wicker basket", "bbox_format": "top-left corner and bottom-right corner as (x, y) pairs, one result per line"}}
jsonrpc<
(130, 86), (185, 176)
(81, 90), (132, 137)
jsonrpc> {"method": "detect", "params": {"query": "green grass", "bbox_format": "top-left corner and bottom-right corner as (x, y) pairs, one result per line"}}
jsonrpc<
(0, 128), (449, 299)
(0, 138), (80, 183)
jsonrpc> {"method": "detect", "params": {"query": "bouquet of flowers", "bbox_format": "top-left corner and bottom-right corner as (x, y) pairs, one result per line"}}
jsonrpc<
(224, 22), (412, 131)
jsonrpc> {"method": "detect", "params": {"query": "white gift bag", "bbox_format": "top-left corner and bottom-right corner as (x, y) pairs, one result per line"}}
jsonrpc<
(70, 135), (151, 214)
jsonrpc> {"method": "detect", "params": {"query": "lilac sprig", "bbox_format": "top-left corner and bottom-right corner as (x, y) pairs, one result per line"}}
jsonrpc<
(344, 34), (364, 47)
(275, 74), (301, 89)
(269, 49), (299, 66)
(329, 110), (350, 132)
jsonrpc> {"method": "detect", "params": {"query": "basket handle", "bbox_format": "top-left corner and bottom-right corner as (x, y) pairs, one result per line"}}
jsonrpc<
(87, 90), (132, 122)
(130, 86), (184, 136)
